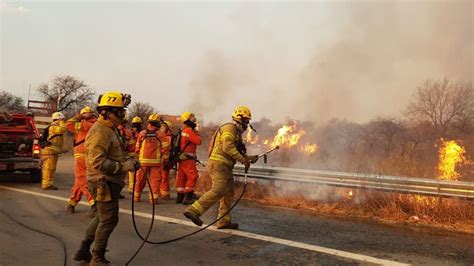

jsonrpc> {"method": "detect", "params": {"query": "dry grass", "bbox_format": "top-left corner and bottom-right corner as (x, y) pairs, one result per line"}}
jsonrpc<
(195, 173), (474, 234)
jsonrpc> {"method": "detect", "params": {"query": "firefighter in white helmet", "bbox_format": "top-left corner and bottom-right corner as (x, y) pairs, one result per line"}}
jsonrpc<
(41, 111), (67, 190)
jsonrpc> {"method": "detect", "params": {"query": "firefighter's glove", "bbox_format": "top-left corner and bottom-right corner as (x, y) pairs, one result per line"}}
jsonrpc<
(247, 155), (259, 164)
(101, 158), (121, 175)
(122, 158), (139, 173)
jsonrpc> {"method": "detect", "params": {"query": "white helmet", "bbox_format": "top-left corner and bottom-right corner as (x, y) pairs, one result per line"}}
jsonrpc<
(52, 112), (65, 120)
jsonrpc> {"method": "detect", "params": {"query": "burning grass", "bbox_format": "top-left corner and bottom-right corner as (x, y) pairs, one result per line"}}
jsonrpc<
(195, 173), (474, 233)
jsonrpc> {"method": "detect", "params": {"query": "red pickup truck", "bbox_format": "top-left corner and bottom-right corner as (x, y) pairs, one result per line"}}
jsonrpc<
(0, 113), (42, 182)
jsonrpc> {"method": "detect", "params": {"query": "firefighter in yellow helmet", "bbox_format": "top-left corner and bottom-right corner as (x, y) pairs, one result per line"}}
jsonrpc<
(176, 111), (202, 204)
(65, 106), (97, 216)
(134, 113), (166, 204)
(72, 91), (139, 265)
(41, 111), (67, 190)
(127, 116), (143, 193)
(183, 106), (258, 229)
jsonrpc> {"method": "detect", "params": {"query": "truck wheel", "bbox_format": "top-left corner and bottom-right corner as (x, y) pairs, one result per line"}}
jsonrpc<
(30, 169), (42, 183)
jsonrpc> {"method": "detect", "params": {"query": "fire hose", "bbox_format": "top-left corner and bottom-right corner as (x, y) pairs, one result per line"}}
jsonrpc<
(0, 209), (68, 266)
(126, 146), (280, 265)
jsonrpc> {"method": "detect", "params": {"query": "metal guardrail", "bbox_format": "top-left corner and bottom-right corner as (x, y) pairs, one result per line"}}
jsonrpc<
(201, 164), (474, 199)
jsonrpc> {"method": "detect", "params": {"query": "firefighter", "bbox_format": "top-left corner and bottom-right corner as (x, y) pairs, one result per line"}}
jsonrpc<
(65, 106), (97, 216)
(183, 106), (258, 230)
(41, 111), (67, 190)
(176, 111), (202, 205)
(159, 120), (173, 200)
(134, 113), (164, 204)
(72, 91), (138, 265)
(128, 116), (142, 193)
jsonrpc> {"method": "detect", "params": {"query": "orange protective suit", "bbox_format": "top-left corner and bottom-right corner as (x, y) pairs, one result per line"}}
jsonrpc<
(65, 116), (96, 206)
(177, 126), (202, 193)
(134, 124), (165, 204)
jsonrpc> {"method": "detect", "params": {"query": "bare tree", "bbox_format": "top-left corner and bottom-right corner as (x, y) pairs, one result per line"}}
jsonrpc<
(0, 91), (26, 112)
(406, 78), (474, 135)
(128, 100), (158, 123)
(37, 75), (95, 116)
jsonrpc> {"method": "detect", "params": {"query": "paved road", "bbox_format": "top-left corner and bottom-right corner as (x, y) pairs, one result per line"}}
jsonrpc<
(0, 157), (473, 266)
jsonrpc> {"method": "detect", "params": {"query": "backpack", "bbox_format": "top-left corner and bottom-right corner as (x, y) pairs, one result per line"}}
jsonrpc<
(208, 123), (246, 158)
(165, 129), (191, 170)
(39, 124), (64, 149)
(38, 125), (51, 149)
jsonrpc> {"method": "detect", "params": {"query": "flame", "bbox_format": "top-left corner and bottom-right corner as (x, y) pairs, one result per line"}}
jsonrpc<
(300, 143), (319, 155)
(348, 190), (353, 197)
(438, 139), (467, 181)
(245, 130), (259, 145)
(268, 124), (305, 148)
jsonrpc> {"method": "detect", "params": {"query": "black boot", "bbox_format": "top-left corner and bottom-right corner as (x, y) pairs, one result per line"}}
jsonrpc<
(90, 249), (110, 266)
(72, 239), (93, 262)
(183, 210), (203, 226)
(176, 193), (185, 204)
(86, 204), (97, 218)
(182, 192), (199, 205)
(217, 222), (239, 230)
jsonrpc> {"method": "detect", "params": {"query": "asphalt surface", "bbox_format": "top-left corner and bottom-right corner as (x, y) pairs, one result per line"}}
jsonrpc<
(0, 157), (473, 266)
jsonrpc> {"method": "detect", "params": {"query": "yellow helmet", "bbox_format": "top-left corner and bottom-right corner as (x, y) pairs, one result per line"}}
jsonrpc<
(132, 116), (142, 124)
(164, 120), (173, 129)
(181, 111), (194, 122)
(148, 113), (161, 122)
(232, 106), (252, 120)
(80, 106), (93, 114)
(97, 91), (131, 108)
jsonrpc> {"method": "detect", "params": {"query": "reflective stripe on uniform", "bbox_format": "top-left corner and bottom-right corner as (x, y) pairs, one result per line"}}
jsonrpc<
(75, 122), (81, 132)
(139, 158), (161, 164)
(74, 153), (85, 159)
(221, 132), (235, 140)
(192, 201), (205, 214)
(209, 154), (230, 164)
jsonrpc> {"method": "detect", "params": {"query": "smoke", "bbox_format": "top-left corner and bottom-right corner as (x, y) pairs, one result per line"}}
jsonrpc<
(188, 50), (254, 123)
(187, 1), (473, 124)
(294, 1), (473, 123)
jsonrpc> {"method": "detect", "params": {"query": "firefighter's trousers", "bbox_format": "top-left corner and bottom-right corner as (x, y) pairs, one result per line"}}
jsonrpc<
(134, 166), (162, 203)
(41, 152), (59, 188)
(84, 180), (122, 251)
(177, 159), (198, 193)
(188, 161), (234, 227)
(159, 167), (170, 198)
(68, 156), (94, 206)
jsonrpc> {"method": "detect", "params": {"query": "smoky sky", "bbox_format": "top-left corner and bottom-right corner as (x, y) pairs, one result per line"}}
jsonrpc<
(2, 1), (472, 124)
(187, 1), (473, 124)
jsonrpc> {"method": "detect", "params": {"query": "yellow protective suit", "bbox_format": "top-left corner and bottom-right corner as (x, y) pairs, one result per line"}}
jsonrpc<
(41, 120), (66, 189)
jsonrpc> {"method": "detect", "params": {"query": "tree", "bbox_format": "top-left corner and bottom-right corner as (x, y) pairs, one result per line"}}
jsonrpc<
(0, 91), (26, 112)
(406, 78), (474, 135)
(128, 100), (158, 123)
(37, 75), (95, 116)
